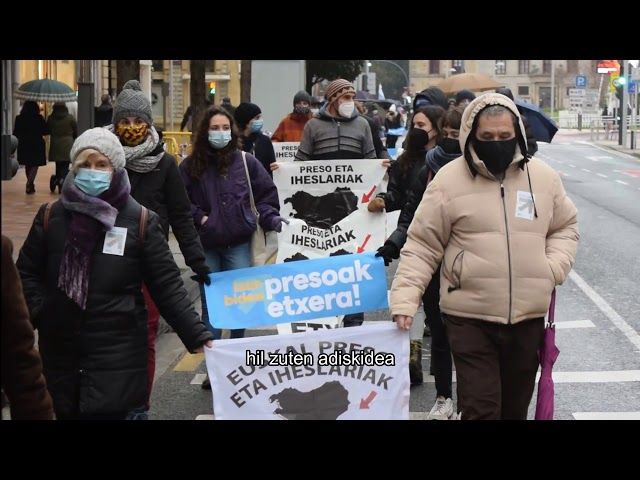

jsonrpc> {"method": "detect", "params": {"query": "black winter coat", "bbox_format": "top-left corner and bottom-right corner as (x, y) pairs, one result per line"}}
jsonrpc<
(13, 112), (48, 167)
(380, 152), (425, 213)
(127, 151), (207, 274)
(387, 165), (432, 252)
(241, 132), (276, 177)
(16, 198), (212, 418)
(363, 115), (389, 159)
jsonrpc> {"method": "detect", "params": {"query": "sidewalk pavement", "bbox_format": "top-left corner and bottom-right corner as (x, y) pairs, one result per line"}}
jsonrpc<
(590, 138), (640, 160)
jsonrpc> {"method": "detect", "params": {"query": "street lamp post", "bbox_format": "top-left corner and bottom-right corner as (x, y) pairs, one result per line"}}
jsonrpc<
(373, 60), (410, 89)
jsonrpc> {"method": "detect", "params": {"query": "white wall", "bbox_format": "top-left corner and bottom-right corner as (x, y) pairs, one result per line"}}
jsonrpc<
(250, 61), (306, 133)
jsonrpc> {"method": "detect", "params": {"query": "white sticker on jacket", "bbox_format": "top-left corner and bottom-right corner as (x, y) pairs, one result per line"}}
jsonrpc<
(103, 226), (127, 256)
(515, 191), (535, 220)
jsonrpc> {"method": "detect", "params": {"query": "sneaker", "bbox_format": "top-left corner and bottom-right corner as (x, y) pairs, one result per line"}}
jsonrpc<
(201, 375), (212, 390)
(427, 396), (454, 420)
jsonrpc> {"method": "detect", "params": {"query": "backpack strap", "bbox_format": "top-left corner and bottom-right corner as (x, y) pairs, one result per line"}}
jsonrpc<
(138, 206), (148, 247)
(43, 202), (53, 233)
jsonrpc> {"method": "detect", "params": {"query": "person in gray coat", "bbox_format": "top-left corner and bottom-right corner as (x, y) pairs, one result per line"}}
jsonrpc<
(47, 102), (77, 193)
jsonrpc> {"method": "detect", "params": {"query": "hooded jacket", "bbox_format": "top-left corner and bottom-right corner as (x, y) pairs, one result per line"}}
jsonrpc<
(390, 93), (579, 324)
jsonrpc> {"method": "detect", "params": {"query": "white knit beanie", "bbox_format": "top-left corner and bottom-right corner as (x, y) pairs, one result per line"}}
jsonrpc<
(70, 127), (126, 172)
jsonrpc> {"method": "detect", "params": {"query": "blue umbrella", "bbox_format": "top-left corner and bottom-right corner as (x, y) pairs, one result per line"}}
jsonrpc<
(14, 78), (77, 103)
(514, 99), (558, 143)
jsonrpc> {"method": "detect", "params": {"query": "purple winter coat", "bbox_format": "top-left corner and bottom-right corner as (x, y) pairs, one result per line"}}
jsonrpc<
(179, 150), (281, 249)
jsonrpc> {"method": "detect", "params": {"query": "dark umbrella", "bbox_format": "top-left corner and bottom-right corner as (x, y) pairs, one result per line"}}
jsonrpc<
(14, 78), (77, 103)
(514, 99), (558, 143)
(535, 289), (560, 420)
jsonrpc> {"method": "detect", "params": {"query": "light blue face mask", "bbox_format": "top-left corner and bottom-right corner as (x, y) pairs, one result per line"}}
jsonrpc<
(208, 130), (232, 149)
(74, 168), (112, 196)
(250, 119), (264, 133)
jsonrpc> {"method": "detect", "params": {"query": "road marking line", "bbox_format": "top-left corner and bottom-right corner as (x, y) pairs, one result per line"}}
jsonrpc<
(569, 270), (640, 352)
(581, 168), (592, 173)
(568, 164), (576, 168)
(597, 173), (608, 178)
(577, 141), (640, 161)
(195, 414), (215, 420)
(554, 320), (596, 329)
(191, 373), (207, 385)
(173, 352), (204, 371)
(423, 370), (640, 383)
(573, 412), (640, 420)
(616, 180), (629, 185)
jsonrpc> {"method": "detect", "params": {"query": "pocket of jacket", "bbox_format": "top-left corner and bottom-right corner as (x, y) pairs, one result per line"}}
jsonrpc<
(443, 249), (465, 292)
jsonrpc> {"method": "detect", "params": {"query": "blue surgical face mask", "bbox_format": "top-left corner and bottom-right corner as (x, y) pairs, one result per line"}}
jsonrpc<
(208, 130), (232, 149)
(74, 168), (112, 196)
(250, 119), (264, 133)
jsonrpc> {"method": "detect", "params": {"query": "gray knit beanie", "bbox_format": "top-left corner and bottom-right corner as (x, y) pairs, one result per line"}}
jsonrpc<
(293, 90), (312, 107)
(70, 128), (126, 171)
(113, 79), (153, 126)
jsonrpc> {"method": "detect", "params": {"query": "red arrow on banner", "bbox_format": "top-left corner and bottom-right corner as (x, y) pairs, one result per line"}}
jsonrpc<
(359, 391), (377, 409)
(361, 185), (377, 203)
(357, 234), (372, 253)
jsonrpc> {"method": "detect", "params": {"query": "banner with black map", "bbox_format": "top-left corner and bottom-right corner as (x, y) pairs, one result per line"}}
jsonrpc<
(273, 159), (387, 262)
(204, 323), (409, 420)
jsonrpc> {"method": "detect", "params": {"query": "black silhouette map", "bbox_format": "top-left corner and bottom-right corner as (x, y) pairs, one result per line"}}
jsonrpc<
(269, 381), (350, 420)
(284, 188), (358, 229)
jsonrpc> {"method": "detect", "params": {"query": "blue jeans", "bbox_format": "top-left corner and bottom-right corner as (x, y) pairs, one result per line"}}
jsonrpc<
(200, 242), (251, 340)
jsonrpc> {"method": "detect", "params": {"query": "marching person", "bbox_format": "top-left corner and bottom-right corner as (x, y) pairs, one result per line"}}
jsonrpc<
(17, 128), (213, 419)
(108, 79), (210, 411)
(390, 93), (579, 420)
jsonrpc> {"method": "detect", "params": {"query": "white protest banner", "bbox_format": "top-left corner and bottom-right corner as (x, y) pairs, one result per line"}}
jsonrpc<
(205, 323), (409, 420)
(273, 160), (387, 263)
(276, 316), (342, 335)
(272, 142), (299, 162)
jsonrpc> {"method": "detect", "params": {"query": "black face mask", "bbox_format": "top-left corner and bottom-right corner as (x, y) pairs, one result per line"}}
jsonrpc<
(440, 137), (461, 155)
(405, 128), (429, 152)
(473, 138), (517, 176)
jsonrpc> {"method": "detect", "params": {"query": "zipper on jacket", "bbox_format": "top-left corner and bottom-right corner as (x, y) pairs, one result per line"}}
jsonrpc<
(500, 183), (513, 324)
(336, 121), (341, 153)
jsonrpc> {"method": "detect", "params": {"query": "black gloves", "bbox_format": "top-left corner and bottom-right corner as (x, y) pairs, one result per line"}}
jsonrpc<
(375, 242), (400, 266)
(191, 265), (212, 286)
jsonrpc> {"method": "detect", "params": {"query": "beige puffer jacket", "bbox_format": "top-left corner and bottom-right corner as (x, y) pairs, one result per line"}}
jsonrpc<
(390, 93), (579, 324)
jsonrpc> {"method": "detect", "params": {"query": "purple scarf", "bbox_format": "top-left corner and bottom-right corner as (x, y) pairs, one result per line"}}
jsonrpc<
(58, 169), (131, 309)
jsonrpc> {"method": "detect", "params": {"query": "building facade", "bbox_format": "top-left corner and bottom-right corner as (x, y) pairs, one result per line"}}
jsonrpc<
(410, 60), (604, 111)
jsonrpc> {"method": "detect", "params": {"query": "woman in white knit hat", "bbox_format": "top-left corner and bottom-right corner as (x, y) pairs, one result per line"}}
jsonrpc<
(16, 127), (213, 420)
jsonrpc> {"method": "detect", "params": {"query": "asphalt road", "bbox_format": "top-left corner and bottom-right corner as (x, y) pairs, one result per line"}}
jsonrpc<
(150, 139), (640, 420)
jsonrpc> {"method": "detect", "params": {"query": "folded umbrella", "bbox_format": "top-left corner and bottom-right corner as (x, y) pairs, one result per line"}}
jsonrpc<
(535, 289), (560, 420)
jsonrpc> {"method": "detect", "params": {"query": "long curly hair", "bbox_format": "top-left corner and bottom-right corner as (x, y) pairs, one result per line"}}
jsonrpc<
(185, 106), (240, 179)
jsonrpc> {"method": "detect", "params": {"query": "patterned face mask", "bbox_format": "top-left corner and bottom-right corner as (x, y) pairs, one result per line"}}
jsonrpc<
(116, 123), (149, 146)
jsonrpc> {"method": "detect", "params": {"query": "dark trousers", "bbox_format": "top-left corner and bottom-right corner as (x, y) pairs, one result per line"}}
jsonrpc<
(385, 135), (398, 149)
(343, 313), (363, 327)
(423, 267), (452, 398)
(55, 161), (69, 182)
(444, 314), (544, 420)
